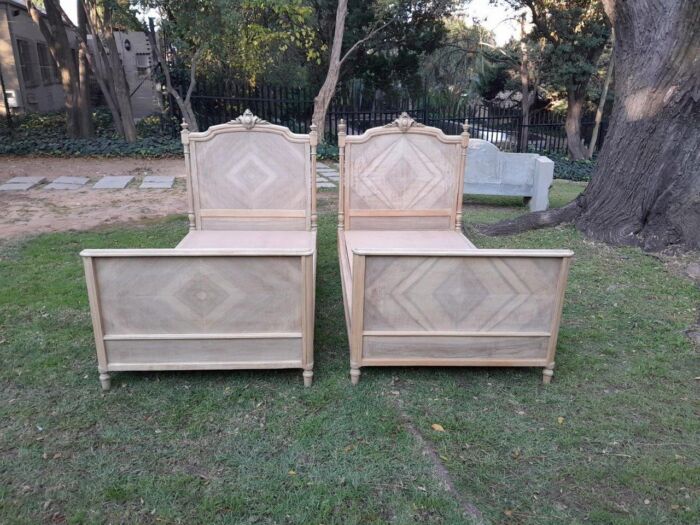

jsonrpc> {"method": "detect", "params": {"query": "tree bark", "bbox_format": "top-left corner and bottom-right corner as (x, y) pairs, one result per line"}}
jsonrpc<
(587, 34), (614, 159)
(518, 14), (536, 152)
(81, 1), (137, 142)
(27, 0), (81, 137)
(146, 24), (200, 132)
(480, 0), (700, 252)
(77, 0), (93, 137)
(565, 86), (588, 160)
(312, 0), (348, 141)
(577, 0), (700, 250)
(311, 2), (394, 141)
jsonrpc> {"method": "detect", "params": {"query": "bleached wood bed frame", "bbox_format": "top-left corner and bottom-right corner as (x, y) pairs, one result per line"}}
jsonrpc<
(337, 113), (573, 385)
(82, 111), (317, 390)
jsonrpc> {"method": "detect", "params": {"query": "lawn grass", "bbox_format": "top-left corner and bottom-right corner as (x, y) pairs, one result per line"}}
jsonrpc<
(1, 181), (698, 524)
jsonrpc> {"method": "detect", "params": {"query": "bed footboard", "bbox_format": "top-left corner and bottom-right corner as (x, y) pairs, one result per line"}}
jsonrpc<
(81, 248), (315, 389)
(345, 248), (572, 384)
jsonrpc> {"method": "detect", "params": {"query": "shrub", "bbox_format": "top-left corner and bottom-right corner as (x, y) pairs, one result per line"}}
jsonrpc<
(550, 153), (596, 181)
(0, 109), (181, 158)
(317, 143), (339, 161)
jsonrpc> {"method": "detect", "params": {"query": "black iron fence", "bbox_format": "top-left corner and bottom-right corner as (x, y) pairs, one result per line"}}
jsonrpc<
(165, 79), (608, 155)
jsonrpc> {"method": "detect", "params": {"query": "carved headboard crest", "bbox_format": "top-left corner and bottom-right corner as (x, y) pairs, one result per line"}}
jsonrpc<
(383, 112), (425, 132)
(231, 109), (269, 129)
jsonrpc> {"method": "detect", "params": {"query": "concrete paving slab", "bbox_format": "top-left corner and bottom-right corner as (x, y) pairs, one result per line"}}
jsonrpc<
(45, 176), (89, 190)
(8, 176), (45, 184)
(140, 175), (175, 189)
(93, 175), (134, 189)
(0, 176), (46, 191)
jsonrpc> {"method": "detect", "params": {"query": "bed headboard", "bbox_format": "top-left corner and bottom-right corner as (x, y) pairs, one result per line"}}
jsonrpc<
(339, 113), (469, 231)
(182, 110), (317, 231)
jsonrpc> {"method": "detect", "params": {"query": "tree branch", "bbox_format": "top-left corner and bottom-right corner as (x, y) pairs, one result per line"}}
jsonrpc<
(184, 48), (203, 103)
(339, 18), (396, 66)
(475, 198), (583, 236)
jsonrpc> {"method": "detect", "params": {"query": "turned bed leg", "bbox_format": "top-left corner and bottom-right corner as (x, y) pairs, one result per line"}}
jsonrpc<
(99, 371), (111, 391)
(350, 365), (361, 385)
(303, 370), (313, 387)
(542, 363), (555, 384)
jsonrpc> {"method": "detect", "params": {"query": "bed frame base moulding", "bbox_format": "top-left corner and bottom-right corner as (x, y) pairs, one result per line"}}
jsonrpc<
(336, 113), (573, 384)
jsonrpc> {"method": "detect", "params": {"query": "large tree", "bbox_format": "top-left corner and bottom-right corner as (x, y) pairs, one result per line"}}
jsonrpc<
(311, 0), (453, 139)
(28, 0), (139, 141)
(481, 0), (700, 251)
(26, 0), (88, 137)
(506, 0), (610, 159)
(142, 0), (319, 131)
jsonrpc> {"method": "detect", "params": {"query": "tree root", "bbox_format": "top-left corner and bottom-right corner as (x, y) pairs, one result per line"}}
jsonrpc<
(475, 198), (583, 236)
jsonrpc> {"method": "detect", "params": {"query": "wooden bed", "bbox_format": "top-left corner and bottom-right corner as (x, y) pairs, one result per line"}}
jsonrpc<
(337, 113), (573, 384)
(82, 111), (317, 390)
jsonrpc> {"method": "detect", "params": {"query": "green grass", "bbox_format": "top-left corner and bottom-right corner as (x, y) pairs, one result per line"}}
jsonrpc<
(1, 182), (698, 524)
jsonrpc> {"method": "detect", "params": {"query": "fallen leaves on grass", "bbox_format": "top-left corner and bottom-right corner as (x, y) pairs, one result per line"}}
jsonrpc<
(431, 423), (445, 432)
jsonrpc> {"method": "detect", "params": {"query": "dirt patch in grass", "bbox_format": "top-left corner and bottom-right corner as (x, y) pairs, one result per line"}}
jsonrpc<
(0, 157), (186, 240)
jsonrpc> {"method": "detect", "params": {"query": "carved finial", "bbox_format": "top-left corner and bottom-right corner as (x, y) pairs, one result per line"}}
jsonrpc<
(309, 123), (318, 146)
(233, 109), (268, 129)
(461, 120), (470, 147)
(181, 119), (189, 131)
(338, 119), (346, 133)
(384, 112), (424, 132)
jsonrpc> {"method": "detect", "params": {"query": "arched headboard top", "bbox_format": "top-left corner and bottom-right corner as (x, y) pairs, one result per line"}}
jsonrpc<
(182, 110), (318, 232)
(186, 110), (312, 144)
(345, 112), (467, 146)
(339, 113), (469, 231)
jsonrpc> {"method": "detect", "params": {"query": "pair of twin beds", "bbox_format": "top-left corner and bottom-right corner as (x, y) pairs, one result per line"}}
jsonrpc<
(81, 111), (572, 390)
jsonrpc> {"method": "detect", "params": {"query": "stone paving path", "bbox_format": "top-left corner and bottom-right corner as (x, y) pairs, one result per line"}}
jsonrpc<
(45, 176), (89, 190)
(316, 162), (339, 189)
(1, 165), (333, 191)
(0, 176), (45, 191)
(93, 175), (134, 189)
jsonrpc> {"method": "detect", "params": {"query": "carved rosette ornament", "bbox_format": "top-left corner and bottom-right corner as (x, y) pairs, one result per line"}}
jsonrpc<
(233, 109), (268, 129)
(384, 112), (425, 132)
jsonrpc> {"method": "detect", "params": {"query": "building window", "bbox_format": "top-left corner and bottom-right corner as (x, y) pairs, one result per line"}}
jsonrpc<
(136, 53), (151, 77)
(16, 39), (38, 87)
(37, 43), (59, 85)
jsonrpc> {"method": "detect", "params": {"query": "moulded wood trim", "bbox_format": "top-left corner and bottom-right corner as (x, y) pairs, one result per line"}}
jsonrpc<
(83, 257), (108, 370)
(344, 125), (464, 145)
(360, 358), (549, 367)
(362, 331), (552, 337)
(348, 209), (453, 217)
(107, 361), (303, 371)
(199, 209), (307, 218)
(351, 248), (574, 257)
(80, 248), (314, 257)
(545, 257), (572, 364)
(350, 253), (366, 365)
(102, 333), (303, 341)
(188, 121), (310, 144)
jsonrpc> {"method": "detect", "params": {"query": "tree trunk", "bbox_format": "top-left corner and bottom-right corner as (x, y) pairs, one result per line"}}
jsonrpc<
(577, 0), (700, 250)
(565, 86), (588, 160)
(519, 14), (531, 152)
(145, 24), (200, 132)
(312, 0), (348, 141)
(27, 0), (81, 137)
(77, 0), (93, 137)
(479, 0), (700, 252)
(587, 34), (614, 159)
